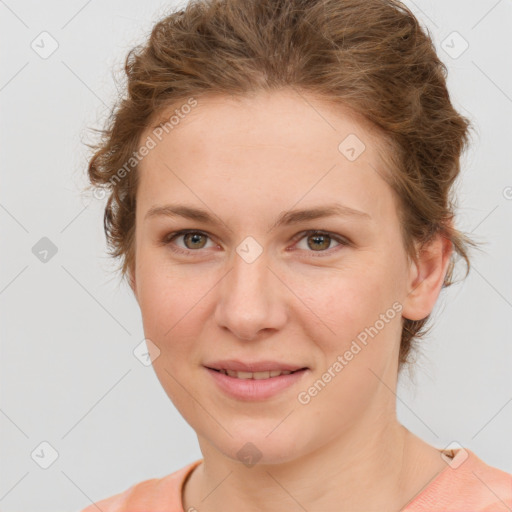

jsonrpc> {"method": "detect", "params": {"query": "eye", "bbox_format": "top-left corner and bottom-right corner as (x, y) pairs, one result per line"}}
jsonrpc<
(292, 230), (349, 256)
(161, 229), (350, 257)
(162, 230), (216, 256)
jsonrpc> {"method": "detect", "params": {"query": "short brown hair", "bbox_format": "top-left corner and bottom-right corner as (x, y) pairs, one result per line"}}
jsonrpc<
(86, 0), (479, 371)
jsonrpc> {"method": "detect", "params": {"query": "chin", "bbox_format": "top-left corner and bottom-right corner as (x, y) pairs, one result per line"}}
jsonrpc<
(210, 425), (310, 467)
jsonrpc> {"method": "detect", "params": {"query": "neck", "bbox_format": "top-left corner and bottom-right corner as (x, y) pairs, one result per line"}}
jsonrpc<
(182, 418), (444, 512)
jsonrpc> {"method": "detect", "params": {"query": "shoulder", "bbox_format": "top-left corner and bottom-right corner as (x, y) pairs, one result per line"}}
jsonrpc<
(79, 459), (202, 512)
(472, 454), (512, 512)
(474, 453), (512, 512)
(405, 448), (512, 512)
(455, 449), (512, 510)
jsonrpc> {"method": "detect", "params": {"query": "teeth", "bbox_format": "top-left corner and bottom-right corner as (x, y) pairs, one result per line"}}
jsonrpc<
(219, 369), (294, 379)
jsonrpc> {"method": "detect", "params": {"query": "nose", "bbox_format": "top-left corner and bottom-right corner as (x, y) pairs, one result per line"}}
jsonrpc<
(214, 251), (288, 341)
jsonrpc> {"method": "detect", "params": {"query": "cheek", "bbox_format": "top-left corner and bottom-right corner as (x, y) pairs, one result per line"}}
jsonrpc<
(135, 264), (208, 407)
(136, 243), (204, 317)
(294, 260), (400, 348)
(294, 270), (403, 428)
(135, 253), (222, 374)
(136, 262), (191, 343)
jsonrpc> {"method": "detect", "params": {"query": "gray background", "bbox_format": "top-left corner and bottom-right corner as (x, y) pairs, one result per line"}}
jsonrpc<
(0, 0), (511, 510)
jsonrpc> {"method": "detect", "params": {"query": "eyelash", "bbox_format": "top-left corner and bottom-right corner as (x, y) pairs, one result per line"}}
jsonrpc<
(160, 229), (351, 257)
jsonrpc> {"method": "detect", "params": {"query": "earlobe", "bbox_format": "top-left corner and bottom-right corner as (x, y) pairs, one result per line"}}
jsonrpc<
(401, 234), (453, 321)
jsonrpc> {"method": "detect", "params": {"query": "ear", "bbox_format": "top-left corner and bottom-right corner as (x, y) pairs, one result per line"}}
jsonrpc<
(401, 230), (453, 321)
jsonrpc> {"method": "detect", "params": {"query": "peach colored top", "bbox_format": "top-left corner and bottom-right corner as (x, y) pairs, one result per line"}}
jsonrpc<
(80, 448), (512, 512)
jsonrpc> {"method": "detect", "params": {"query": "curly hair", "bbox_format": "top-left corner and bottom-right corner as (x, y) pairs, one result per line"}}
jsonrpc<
(85, 0), (479, 371)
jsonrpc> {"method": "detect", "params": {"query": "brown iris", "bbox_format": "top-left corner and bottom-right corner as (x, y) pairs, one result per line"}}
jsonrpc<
(307, 233), (331, 251)
(183, 232), (208, 249)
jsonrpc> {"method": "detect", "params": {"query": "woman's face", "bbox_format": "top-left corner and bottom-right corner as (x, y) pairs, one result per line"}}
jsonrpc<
(131, 89), (422, 464)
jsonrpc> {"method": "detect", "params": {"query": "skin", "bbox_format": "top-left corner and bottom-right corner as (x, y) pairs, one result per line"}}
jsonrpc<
(129, 88), (453, 511)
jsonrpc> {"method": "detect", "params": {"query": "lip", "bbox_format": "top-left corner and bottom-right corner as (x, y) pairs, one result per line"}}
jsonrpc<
(204, 359), (307, 372)
(205, 366), (309, 401)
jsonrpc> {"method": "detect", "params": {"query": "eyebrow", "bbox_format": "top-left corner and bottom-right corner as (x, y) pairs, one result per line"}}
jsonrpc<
(144, 203), (371, 230)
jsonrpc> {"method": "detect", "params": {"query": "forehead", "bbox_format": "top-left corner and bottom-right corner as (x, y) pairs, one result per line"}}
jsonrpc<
(137, 89), (395, 224)
(147, 89), (383, 158)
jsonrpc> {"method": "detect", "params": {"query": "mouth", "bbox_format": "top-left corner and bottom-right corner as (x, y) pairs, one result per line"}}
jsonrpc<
(204, 365), (309, 400)
(205, 367), (308, 380)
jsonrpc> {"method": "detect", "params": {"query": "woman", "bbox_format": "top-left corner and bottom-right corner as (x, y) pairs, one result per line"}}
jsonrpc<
(82, 0), (512, 510)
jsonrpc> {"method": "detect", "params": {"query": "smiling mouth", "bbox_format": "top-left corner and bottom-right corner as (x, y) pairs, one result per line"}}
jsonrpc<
(206, 368), (307, 379)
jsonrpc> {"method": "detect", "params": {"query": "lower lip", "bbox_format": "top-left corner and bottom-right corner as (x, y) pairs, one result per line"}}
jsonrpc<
(205, 367), (309, 401)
